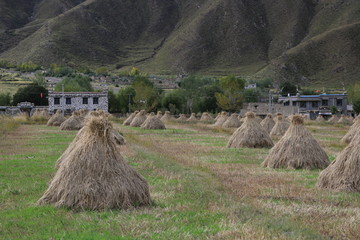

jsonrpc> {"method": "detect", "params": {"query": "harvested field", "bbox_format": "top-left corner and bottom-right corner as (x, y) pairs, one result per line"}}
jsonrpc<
(0, 120), (359, 239)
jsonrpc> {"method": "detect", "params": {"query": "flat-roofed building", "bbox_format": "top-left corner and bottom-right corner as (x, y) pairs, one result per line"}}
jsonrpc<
(48, 91), (108, 114)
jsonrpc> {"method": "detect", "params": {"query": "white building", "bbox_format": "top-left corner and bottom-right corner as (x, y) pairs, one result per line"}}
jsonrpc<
(48, 91), (108, 114)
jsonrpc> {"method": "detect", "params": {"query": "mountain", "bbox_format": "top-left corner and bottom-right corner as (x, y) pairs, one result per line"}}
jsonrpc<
(1, 0), (360, 87)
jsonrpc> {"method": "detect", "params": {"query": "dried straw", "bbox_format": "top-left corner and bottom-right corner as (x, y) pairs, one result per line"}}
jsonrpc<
(200, 112), (214, 122)
(39, 114), (150, 210)
(317, 133), (360, 192)
(260, 114), (275, 133)
(160, 111), (175, 122)
(270, 114), (290, 137)
(130, 110), (147, 127)
(60, 111), (83, 130)
(338, 115), (352, 125)
(156, 111), (163, 119)
(187, 113), (197, 121)
(177, 114), (188, 121)
(141, 113), (166, 129)
(316, 115), (325, 122)
(214, 112), (228, 126)
(47, 110), (66, 126)
(227, 112), (274, 148)
(340, 116), (360, 144)
(123, 111), (139, 126)
(222, 113), (241, 128)
(262, 115), (329, 169)
(327, 115), (339, 123)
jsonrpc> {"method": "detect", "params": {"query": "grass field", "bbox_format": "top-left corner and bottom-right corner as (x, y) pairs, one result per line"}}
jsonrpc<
(0, 120), (359, 239)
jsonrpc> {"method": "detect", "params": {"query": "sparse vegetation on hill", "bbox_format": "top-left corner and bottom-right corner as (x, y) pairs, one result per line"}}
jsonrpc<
(1, 0), (360, 86)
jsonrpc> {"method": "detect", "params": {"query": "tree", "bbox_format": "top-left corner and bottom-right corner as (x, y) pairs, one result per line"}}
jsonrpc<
(32, 72), (47, 88)
(54, 75), (93, 92)
(244, 88), (259, 103)
(129, 67), (140, 76)
(16, 62), (41, 72)
(0, 92), (11, 106)
(161, 90), (186, 114)
(347, 82), (360, 104)
(12, 84), (48, 106)
(215, 76), (245, 112)
(130, 76), (160, 112)
(49, 64), (74, 77)
(117, 87), (135, 113)
(280, 82), (297, 96)
(353, 99), (360, 114)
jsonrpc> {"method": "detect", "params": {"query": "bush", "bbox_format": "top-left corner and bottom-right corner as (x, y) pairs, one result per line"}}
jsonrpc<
(49, 64), (74, 77)
(12, 84), (48, 106)
(0, 60), (16, 68)
(54, 75), (93, 92)
(0, 92), (11, 106)
(16, 62), (41, 72)
(353, 99), (360, 114)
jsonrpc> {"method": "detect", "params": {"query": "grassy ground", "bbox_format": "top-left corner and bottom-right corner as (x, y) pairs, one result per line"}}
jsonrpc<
(0, 120), (359, 239)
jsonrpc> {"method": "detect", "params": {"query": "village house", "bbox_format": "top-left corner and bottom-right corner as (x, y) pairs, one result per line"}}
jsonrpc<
(278, 93), (348, 118)
(48, 91), (108, 114)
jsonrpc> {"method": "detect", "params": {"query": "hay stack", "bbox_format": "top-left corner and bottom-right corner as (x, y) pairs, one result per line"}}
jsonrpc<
(200, 112), (214, 122)
(141, 113), (166, 129)
(130, 110), (147, 127)
(160, 111), (175, 122)
(38, 114), (150, 210)
(214, 113), (221, 121)
(270, 114), (290, 137)
(227, 112), (274, 148)
(47, 110), (66, 126)
(338, 115), (352, 125)
(187, 113), (197, 121)
(31, 109), (49, 121)
(177, 114), (188, 121)
(262, 115), (329, 169)
(317, 133), (360, 192)
(222, 113), (241, 128)
(340, 116), (360, 144)
(123, 111), (138, 126)
(111, 127), (126, 145)
(156, 111), (163, 119)
(13, 112), (29, 121)
(214, 112), (228, 126)
(60, 111), (83, 130)
(328, 115), (339, 123)
(316, 115), (325, 122)
(260, 114), (275, 133)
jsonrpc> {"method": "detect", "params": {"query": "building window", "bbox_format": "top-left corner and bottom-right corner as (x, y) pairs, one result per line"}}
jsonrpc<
(300, 102), (307, 108)
(54, 98), (60, 105)
(83, 97), (88, 104)
(93, 97), (99, 104)
(336, 99), (343, 106)
(66, 98), (71, 105)
(284, 102), (289, 106)
(322, 100), (328, 106)
(312, 101), (319, 108)
(292, 101), (297, 106)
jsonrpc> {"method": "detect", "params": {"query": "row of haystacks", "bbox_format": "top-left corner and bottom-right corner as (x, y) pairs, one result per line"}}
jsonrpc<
(123, 110), (166, 129)
(38, 111), (150, 210)
(317, 114), (353, 124)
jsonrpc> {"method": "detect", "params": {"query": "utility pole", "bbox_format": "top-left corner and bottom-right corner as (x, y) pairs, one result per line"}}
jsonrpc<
(268, 90), (272, 113)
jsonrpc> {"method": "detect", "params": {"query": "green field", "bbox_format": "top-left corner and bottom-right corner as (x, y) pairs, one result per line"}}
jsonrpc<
(0, 120), (359, 239)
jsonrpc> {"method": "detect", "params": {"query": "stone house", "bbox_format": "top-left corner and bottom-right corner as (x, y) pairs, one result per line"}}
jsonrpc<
(48, 91), (108, 114)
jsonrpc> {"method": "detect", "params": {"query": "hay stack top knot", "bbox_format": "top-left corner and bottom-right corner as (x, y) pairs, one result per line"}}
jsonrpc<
(246, 112), (255, 118)
(267, 114), (273, 118)
(87, 115), (112, 136)
(292, 115), (304, 125)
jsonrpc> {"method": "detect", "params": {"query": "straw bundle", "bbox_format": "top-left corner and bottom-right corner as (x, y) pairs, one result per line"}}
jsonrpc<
(141, 113), (166, 129)
(340, 116), (360, 144)
(31, 109), (50, 121)
(262, 115), (329, 169)
(60, 111), (83, 130)
(177, 114), (188, 121)
(187, 113), (197, 121)
(200, 112), (214, 122)
(328, 115), (339, 123)
(255, 116), (263, 124)
(47, 110), (66, 126)
(270, 114), (290, 137)
(227, 112), (274, 148)
(111, 127), (126, 145)
(214, 112), (228, 126)
(13, 112), (29, 121)
(38, 114), (150, 210)
(316, 115), (325, 122)
(222, 113), (241, 128)
(214, 113), (221, 121)
(156, 111), (163, 119)
(260, 114), (275, 133)
(338, 115), (352, 125)
(123, 111), (139, 126)
(160, 111), (175, 122)
(317, 133), (360, 192)
(130, 110), (147, 127)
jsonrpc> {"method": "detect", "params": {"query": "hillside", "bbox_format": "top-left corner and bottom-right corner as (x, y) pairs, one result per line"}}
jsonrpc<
(0, 0), (360, 86)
